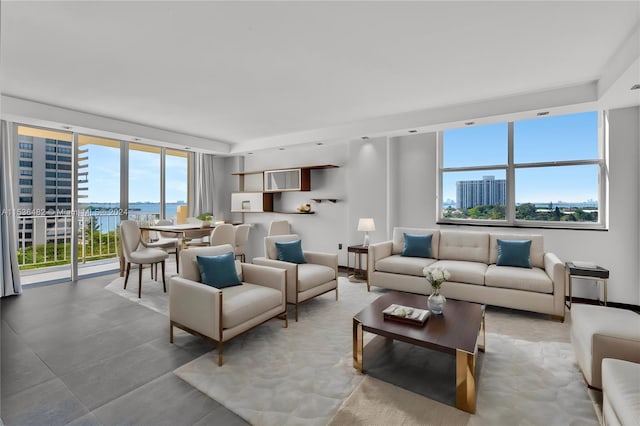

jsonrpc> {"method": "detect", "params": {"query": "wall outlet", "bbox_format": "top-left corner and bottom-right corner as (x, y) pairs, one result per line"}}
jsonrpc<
(338, 243), (343, 250)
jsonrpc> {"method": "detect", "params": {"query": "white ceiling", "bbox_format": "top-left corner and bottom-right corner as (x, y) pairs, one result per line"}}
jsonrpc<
(1, 1), (639, 153)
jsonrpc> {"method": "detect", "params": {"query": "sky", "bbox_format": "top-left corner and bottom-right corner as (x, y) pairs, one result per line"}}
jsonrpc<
(442, 111), (600, 204)
(83, 145), (188, 204)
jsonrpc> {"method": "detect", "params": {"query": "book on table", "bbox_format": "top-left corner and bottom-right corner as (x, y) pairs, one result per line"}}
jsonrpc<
(382, 304), (430, 326)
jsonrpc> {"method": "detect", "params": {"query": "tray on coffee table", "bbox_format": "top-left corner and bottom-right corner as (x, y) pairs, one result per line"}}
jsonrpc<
(382, 304), (430, 326)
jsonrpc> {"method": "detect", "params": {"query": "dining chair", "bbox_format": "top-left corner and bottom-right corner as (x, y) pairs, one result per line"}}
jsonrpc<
(234, 224), (251, 262)
(268, 220), (290, 236)
(146, 219), (180, 272)
(209, 223), (236, 247)
(120, 220), (169, 298)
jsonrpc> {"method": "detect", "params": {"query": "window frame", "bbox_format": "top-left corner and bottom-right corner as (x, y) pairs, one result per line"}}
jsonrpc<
(437, 111), (607, 230)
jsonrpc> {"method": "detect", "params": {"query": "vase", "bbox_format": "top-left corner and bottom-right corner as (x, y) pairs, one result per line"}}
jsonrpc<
(428, 289), (446, 314)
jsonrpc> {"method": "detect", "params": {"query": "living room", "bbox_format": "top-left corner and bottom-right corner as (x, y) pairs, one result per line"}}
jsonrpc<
(1, 1), (639, 425)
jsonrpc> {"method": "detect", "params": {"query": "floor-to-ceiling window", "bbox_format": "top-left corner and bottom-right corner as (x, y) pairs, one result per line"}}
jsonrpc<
(165, 149), (189, 222)
(128, 143), (161, 224)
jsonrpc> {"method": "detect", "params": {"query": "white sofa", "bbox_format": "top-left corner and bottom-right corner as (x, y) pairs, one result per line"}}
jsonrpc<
(368, 227), (566, 320)
(570, 304), (640, 389)
(602, 359), (640, 426)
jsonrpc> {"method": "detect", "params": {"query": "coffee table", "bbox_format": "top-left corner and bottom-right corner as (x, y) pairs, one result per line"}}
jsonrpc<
(353, 291), (485, 413)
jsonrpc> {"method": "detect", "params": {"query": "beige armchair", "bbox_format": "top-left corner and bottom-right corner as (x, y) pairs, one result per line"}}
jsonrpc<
(169, 244), (287, 366)
(253, 234), (338, 321)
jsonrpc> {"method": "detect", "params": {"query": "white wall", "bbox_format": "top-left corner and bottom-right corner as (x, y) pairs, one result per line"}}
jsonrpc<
(220, 106), (640, 305)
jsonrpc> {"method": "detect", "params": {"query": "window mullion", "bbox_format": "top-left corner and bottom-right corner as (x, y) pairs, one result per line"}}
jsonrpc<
(507, 122), (515, 224)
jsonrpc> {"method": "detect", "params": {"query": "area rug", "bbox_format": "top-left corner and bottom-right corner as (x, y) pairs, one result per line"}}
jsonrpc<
(331, 333), (599, 426)
(104, 273), (169, 315)
(174, 278), (379, 426)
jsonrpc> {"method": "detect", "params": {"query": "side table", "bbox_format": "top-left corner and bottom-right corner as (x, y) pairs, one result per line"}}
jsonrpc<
(565, 262), (610, 309)
(347, 245), (369, 288)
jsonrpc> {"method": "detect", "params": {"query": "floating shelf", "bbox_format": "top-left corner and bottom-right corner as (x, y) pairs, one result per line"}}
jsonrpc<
(311, 198), (338, 203)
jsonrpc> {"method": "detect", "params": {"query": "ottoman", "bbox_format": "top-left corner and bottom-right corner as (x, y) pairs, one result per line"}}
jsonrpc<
(602, 359), (640, 426)
(570, 304), (640, 389)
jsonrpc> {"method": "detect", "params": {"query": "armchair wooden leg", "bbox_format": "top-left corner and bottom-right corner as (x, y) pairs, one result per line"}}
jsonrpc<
(175, 249), (180, 273)
(217, 341), (223, 367)
(169, 321), (174, 343)
(161, 260), (166, 292)
(124, 262), (131, 289)
(138, 264), (143, 298)
(336, 286), (339, 301)
(295, 303), (299, 322)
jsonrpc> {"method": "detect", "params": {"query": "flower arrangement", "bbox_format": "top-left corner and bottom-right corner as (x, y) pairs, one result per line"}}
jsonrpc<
(423, 266), (451, 291)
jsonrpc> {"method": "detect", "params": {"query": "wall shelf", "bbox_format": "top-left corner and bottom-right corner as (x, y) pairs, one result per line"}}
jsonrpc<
(311, 198), (338, 203)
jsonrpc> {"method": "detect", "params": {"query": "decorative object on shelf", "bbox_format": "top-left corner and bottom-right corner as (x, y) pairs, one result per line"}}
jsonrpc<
(296, 203), (312, 213)
(424, 266), (450, 315)
(241, 200), (251, 211)
(357, 218), (375, 247)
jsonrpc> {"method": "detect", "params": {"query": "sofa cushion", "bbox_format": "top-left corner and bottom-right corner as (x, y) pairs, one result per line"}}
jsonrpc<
(222, 283), (282, 329)
(297, 263), (336, 292)
(376, 254), (437, 277)
(392, 227), (440, 258)
(602, 359), (640, 426)
(490, 233), (544, 268)
(430, 260), (487, 286)
(402, 233), (433, 258)
(485, 265), (552, 293)
(438, 230), (489, 264)
(496, 239), (532, 268)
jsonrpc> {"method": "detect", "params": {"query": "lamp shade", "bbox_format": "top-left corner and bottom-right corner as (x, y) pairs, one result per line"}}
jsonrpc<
(357, 218), (376, 232)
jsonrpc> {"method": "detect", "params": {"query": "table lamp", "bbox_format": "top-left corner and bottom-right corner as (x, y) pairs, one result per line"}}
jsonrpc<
(357, 218), (375, 247)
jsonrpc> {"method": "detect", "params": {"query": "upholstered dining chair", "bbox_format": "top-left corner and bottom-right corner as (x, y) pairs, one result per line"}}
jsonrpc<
(234, 224), (251, 262)
(209, 223), (236, 247)
(253, 234), (338, 321)
(268, 220), (290, 236)
(146, 219), (180, 272)
(120, 220), (169, 298)
(169, 244), (287, 366)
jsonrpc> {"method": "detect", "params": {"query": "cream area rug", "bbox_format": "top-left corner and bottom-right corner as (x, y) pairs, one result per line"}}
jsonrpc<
(104, 271), (169, 315)
(174, 278), (380, 426)
(105, 275), (599, 425)
(331, 333), (598, 426)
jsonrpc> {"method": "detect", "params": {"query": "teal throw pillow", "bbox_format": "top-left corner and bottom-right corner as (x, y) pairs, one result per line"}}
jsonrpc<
(496, 239), (532, 268)
(275, 240), (306, 264)
(402, 233), (433, 258)
(196, 252), (242, 288)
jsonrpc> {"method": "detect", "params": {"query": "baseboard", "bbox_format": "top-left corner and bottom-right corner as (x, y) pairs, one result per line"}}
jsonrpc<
(566, 296), (640, 313)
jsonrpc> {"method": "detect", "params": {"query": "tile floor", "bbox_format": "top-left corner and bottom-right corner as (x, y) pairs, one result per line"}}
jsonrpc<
(1, 262), (248, 426)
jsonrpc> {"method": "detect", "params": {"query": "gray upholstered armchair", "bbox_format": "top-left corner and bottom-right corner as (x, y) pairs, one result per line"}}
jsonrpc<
(169, 244), (287, 366)
(253, 234), (338, 321)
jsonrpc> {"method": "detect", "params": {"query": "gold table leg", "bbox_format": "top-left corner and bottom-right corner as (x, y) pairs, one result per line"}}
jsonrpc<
(456, 349), (476, 414)
(353, 318), (363, 372)
(478, 314), (486, 353)
(603, 279), (608, 306)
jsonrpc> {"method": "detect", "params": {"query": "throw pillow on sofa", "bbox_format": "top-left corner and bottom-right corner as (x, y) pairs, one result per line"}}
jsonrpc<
(402, 233), (433, 258)
(497, 239), (532, 268)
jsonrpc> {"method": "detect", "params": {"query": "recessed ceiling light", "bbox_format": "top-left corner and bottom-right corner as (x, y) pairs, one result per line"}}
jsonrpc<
(631, 84), (640, 90)
(316, 142), (324, 146)
(361, 136), (369, 140)
(465, 122), (475, 126)
(132, 138), (141, 141)
(247, 152), (254, 155)
(408, 130), (417, 133)
(537, 111), (550, 116)
(184, 147), (191, 150)
(279, 147), (285, 150)
(61, 126), (72, 130)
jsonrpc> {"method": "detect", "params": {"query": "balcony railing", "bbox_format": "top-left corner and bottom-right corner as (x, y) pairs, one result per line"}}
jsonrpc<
(17, 212), (121, 270)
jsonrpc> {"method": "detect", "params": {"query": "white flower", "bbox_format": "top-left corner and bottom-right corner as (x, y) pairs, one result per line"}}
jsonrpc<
(423, 266), (450, 289)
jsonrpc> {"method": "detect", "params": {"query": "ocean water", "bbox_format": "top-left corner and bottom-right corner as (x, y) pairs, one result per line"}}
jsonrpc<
(79, 202), (186, 232)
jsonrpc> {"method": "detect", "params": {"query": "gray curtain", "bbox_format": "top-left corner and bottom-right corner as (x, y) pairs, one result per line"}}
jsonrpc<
(0, 120), (22, 297)
(190, 152), (216, 217)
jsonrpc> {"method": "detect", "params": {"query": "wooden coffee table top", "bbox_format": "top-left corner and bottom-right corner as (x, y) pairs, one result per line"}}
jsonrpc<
(354, 291), (484, 355)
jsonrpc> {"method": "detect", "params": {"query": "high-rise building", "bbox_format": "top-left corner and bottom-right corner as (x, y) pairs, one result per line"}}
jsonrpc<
(456, 176), (506, 210)
(17, 133), (76, 245)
